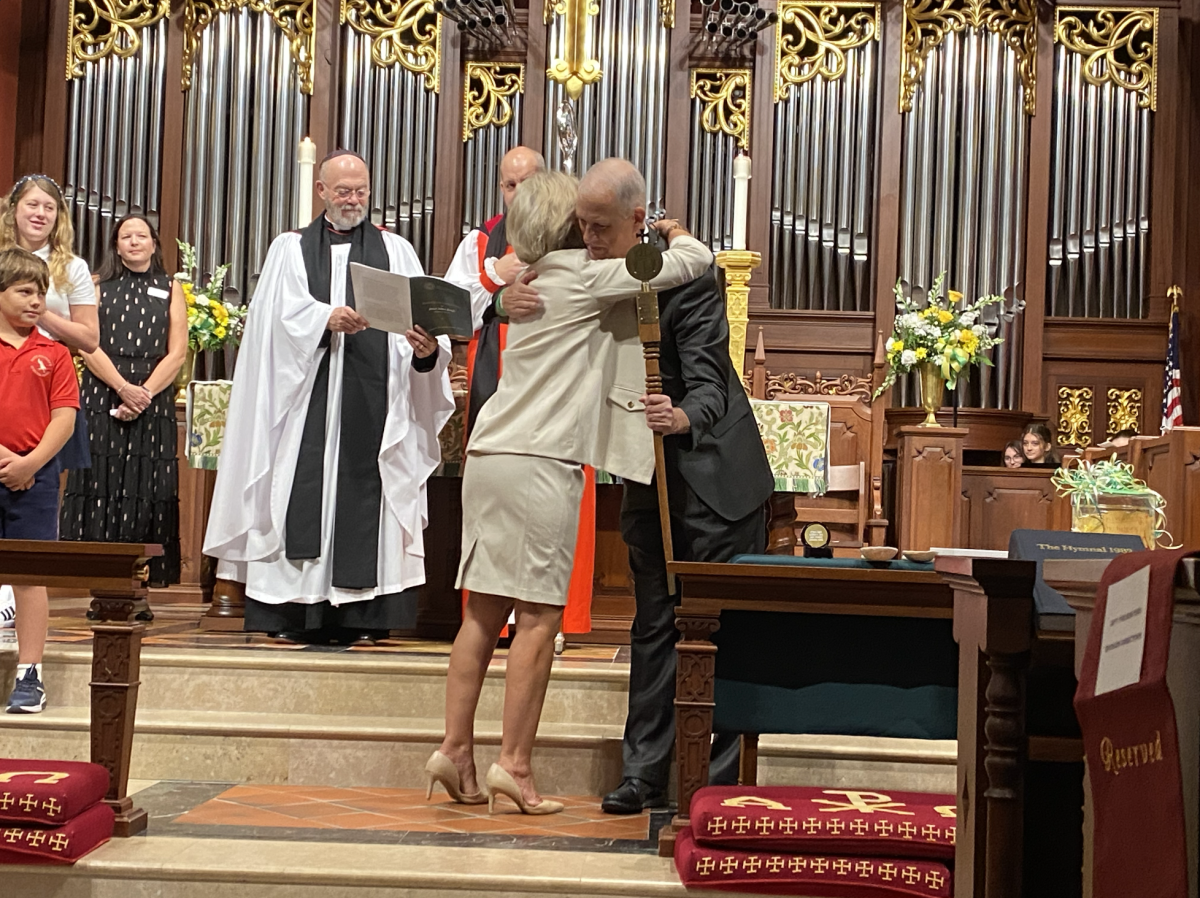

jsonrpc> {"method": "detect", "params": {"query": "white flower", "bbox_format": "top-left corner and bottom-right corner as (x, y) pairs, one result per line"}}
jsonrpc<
(960, 311), (977, 326)
(972, 324), (986, 336)
(901, 349), (917, 366)
(899, 313), (922, 330)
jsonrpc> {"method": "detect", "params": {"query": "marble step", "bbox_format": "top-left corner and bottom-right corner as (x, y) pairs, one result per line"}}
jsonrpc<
(26, 644), (632, 727)
(6, 836), (726, 898)
(0, 702), (955, 797)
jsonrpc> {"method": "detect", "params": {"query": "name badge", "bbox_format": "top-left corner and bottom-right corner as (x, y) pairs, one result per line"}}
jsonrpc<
(147, 286), (170, 299)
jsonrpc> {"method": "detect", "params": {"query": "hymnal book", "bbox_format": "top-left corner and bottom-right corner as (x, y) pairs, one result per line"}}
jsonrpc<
(1008, 529), (1145, 632)
(348, 263), (474, 339)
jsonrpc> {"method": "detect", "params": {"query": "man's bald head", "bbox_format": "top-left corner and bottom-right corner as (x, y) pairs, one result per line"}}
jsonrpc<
(316, 151), (371, 229)
(499, 146), (546, 207)
(576, 158), (646, 260)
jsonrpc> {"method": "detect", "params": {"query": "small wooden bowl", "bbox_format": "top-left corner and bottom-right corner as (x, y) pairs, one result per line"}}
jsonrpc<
(903, 550), (937, 563)
(860, 546), (899, 563)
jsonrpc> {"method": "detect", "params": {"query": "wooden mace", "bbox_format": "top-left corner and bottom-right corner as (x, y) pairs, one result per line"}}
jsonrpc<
(626, 242), (676, 595)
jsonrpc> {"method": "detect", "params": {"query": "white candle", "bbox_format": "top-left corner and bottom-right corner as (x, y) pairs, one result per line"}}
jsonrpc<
(297, 137), (317, 227)
(731, 152), (751, 250)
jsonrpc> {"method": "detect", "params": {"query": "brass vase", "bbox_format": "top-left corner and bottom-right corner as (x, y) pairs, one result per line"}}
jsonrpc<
(174, 345), (196, 405)
(917, 361), (944, 427)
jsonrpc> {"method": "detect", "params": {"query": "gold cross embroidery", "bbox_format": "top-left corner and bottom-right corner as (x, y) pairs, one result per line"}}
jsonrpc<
(802, 817), (821, 834)
(18, 794), (37, 813)
(754, 817), (773, 835)
(731, 816), (750, 834)
(49, 833), (69, 852)
(3, 829), (21, 844)
(826, 818), (846, 835)
(898, 821), (918, 839)
(26, 830), (46, 847)
(743, 856), (762, 874)
(832, 859), (852, 875)
(947, 826), (956, 844)
(849, 819), (868, 835)
(706, 816), (727, 835)
(696, 856), (716, 876)
(766, 857), (785, 873)
(788, 856), (807, 873)
(811, 857), (830, 874)
(856, 859), (874, 877)
(922, 823), (941, 841)
(779, 817), (798, 834)
(42, 797), (61, 818)
(902, 866), (921, 885)
(719, 856), (739, 875)
(875, 819), (894, 836)
(879, 862), (898, 880)
(0, 793), (12, 810)
(927, 869), (946, 890)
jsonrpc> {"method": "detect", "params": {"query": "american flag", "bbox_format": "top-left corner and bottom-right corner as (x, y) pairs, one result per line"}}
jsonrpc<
(1161, 297), (1183, 433)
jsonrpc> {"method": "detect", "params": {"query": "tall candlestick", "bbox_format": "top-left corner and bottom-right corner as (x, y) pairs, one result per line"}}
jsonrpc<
(731, 152), (751, 250)
(297, 137), (316, 227)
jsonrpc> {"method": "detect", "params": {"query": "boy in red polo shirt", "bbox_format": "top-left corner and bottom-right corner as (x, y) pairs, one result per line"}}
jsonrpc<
(0, 248), (79, 713)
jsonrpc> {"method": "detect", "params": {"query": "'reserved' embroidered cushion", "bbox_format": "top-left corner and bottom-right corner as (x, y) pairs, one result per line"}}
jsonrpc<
(690, 786), (957, 860)
(0, 760), (110, 826)
(0, 802), (114, 865)
(676, 826), (952, 897)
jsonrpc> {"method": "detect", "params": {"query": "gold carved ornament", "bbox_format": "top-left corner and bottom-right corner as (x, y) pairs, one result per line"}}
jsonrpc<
(183, 1), (315, 94)
(341, 0), (441, 92)
(463, 63), (524, 141)
(691, 69), (752, 151)
(775, 2), (880, 102)
(1106, 388), (1142, 437)
(659, 0), (676, 28)
(67, 1), (170, 80)
(1055, 7), (1158, 111)
(900, 0), (1038, 115)
(1057, 386), (1094, 447)
(546, 0), (602, 100)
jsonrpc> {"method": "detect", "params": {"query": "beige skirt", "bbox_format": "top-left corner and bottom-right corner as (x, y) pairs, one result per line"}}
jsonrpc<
(456, 452), (585, 607)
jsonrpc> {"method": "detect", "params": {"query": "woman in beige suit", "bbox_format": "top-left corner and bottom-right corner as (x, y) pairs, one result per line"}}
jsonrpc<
(425, 169), (713, 814)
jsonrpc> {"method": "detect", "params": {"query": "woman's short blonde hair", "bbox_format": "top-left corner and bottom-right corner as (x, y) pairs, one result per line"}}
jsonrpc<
(506, 170), (578, 264)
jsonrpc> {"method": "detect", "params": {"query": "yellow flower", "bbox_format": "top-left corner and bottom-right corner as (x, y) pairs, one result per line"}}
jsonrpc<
(922, 307), (939, 320)
(958, 329), (979, 353)
(915, 347), (927, 359)
(937, 310), (953, 324)
(214, 326), (227, 340)
(948, 290), (964, 305)
(887, 338), (903, 353)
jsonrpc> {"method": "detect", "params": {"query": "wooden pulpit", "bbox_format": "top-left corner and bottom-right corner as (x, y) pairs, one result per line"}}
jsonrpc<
(0, 540), (160, 837)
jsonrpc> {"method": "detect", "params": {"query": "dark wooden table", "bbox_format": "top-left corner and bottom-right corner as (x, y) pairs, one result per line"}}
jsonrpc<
(664, 556), (1047, 898)
(0, 539), (161, 837)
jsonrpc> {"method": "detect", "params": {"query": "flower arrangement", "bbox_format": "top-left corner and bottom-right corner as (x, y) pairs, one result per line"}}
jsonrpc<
(1052, 457), (1176, 548)
(873, 272), (1005, 398)
(176, 240), (245, 351)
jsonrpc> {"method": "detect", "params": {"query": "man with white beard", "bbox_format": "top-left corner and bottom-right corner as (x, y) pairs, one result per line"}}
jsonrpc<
(204, 150), (454, 643)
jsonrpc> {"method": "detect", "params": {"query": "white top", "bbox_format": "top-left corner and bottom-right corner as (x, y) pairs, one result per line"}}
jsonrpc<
(443, 228), (499, 332)
(33, 244), (94, 341)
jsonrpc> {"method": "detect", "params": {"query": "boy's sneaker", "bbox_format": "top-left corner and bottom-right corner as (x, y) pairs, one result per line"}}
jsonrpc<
(6, 667), (46, 714)
(0, 585), (14, 630)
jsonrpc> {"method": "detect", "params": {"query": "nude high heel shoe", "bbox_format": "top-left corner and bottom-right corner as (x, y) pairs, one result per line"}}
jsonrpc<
(424, 751), (487, 805)
(485, 764), (564, 816)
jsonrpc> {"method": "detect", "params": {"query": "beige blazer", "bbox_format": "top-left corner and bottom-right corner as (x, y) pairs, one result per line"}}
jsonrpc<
(465, 235), (714, 484)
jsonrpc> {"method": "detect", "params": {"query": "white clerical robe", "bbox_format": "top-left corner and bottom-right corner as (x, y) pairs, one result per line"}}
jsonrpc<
(444, 228), (506, 331)
(204, 229), (454, 607)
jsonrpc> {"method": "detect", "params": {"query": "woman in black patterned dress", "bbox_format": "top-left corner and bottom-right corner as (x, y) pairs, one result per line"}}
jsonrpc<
(61, 214), (187, 586)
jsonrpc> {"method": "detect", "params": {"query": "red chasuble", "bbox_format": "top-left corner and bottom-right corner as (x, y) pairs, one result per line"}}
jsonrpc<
(1074, 548), (1197, 898)
(461, 215), (594, 634)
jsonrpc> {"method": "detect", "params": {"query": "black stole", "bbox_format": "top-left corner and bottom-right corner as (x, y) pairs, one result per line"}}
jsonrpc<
(284, 216), (391, 590)
(466, 215), (508, 437)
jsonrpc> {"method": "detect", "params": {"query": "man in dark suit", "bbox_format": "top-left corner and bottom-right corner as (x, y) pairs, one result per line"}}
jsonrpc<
(506, 158), (774, 814)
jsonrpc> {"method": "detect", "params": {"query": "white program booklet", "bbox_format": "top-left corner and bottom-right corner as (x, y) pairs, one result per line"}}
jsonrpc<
(348, 263), (473, 339)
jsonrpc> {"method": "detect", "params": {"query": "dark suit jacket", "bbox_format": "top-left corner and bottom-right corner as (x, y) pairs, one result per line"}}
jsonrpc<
(657, 268), (774, 522)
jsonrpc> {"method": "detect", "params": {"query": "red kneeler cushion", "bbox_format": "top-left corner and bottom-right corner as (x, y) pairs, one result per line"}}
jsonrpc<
(0, 760), (110, 826)
(690, 786), (957, 861)
(0, 802), (115, 865)
(676, 827), (952, 897)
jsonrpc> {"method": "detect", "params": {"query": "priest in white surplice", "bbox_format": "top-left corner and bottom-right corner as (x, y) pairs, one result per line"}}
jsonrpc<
(204, 151), (454, 643)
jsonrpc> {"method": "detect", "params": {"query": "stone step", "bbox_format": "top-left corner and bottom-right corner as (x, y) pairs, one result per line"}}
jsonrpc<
(27, 644), (632, 727)
(0, 701), (955, 797)
(7, 836), (709, 898)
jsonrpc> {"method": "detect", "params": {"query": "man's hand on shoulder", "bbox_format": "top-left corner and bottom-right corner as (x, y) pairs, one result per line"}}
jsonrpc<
(641, 393), (690, 435)
(491, 251), (525, 286)
(328, 306), (369, 334)
(500, 270), (543, 323)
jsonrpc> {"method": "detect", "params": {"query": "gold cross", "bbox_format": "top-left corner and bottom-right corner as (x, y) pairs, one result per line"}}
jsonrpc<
(766, 857), (785, 873)
(743, 856), (762, 874)
(719, 856), (739, 875)
(856, 860), (874, 877)
(18, 794), (37, 813)
(947, 826), (956, 844)
(922, 823), (941, 841)
(0, 793), (12, 811)
(731, 815), (750, 834)
(811, 857), (830, 874)
(902, 866), (921, 885)
(789, 856), (807, 873)
(879, 862), (898, 881)
(706, 816), (727, 835)
(754, 817), (773, 835)
(927, 869), (946, 889)
(875, 819), (894, 836)
(3, 829), (21, 843)
(898, 822), (918, 839)
(42, 797), (61, 818)
(779, 817), (798, 834)
(696, 856), (715, 876)
(832, 859), (852, 875)
(850, 818), (868, 835)
(826, 818), (845, 834)
(802, 817), (821, 834)
(49, 833), (69, 852)
(26, 830), (46, 847)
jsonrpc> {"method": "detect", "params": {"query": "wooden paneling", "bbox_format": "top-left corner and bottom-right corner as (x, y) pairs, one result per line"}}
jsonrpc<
(0, 0), (22, 185)
(1042, 360), (1162, 447)
(431, 24), (463, 275)
(960, 467), (1071, 552)
(1137, 428), (1200, 550)
(174, 416), (216, 599)
(895, 426), (967, 552)
(1042, 318), (1168, 362)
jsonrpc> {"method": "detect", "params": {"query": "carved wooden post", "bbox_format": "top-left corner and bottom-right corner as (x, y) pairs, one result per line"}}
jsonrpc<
(982, 651), (1026, 898)
(766, 493), (798, 554)
(896, 425), (968, 552)
(88, 589), (148, 837)
(203, 577), (246, 630)
(658, 611), (721, 857)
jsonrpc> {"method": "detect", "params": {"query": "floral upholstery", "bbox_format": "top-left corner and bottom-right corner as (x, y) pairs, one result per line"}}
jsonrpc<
(750, 399), (830, 495)
(185, 380), (232, 470)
